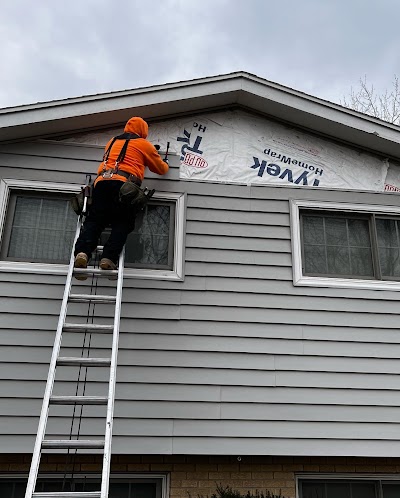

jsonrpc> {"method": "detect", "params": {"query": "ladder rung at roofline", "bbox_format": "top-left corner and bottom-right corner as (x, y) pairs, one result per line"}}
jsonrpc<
(33, 492), (101, 498)
(50, 396), (108, 405)
(41, 439), (105, 449)
(69, 293), (116, 304)
(56, 357), (111, 367)
(63, 323), (114, 333)
(73, 268), (118, 277)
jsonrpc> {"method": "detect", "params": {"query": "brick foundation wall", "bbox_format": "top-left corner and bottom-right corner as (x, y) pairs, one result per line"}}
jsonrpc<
(2, 455), (400, 498)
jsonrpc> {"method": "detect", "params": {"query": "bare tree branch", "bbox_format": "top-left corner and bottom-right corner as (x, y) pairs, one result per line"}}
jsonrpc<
(341, 75), (400, 125)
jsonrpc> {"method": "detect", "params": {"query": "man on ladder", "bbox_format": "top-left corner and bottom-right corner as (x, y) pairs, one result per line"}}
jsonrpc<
(25, 116), (169, 498)
(74, 116), (169, 273)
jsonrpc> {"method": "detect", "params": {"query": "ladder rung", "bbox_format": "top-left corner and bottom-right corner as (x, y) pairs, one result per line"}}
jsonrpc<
(50, 395), (108, 405)
(57, 357), (111, 367)
(33, 492), (101, 498)
(63, 323), (114, 333)
(69, 293), (116, 304)
(73, 268), (118, 277)
(42, 439), (104, 449)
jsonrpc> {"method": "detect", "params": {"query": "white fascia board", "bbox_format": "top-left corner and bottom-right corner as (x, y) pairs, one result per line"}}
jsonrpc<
(2, 72), (400, 160)
(0, 80), (242, 142)
(0, 75), (244, 127)
(239, 78), (400, 158)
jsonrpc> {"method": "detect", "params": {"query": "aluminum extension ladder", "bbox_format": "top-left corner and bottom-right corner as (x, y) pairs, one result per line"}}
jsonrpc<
(25, 215), (125, 498)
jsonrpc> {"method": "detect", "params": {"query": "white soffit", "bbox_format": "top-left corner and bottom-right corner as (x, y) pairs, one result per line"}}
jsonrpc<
(1, 72), (400, 160)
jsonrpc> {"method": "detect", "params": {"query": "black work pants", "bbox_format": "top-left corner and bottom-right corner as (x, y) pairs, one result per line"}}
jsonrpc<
(74, 180), (136, 264)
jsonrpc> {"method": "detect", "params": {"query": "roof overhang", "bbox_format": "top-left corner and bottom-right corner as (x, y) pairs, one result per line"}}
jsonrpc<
(1, 72), (400, 160)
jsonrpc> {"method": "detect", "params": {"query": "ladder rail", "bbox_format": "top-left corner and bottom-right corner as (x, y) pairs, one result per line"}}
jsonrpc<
(100, 248), (125, 498)
(26, 181), (127, 498)
(25, 220), (82, 498)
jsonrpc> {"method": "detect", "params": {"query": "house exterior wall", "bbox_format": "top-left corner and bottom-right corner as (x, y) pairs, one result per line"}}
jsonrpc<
(1, 122), (400, 458)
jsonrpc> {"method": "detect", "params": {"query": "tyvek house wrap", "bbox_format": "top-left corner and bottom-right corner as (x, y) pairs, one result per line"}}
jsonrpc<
(60, 109), (400, 193)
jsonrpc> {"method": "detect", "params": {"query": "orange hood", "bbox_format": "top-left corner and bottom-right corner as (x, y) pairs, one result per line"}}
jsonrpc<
(124, 117), (149, 138)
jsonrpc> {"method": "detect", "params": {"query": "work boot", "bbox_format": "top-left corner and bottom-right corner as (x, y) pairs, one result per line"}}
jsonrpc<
(99, 258), (118, 280)
(74, 252), (88, 281)
(100, 258), (117, 270)
(100, 258), (118, 280)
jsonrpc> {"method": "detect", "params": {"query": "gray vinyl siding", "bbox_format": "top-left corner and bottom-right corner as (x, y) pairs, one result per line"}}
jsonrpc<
(2, 140), (400, 457)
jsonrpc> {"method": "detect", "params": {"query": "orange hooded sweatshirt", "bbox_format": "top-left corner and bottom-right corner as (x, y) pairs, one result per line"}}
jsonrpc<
(95, 117), (169, 185)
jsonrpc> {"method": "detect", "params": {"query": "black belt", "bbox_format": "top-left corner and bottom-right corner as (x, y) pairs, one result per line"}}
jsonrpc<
(117, 171), (142, 185)
(97, 170), (142, 185)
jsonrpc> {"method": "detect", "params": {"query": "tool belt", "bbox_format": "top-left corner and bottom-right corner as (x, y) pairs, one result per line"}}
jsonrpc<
(119, 181), (155, 211)
(97, 170), (153, 211)
(98, 169), (142, 185)
(113, 170), (142, 185)
(70, 185), (92, 216)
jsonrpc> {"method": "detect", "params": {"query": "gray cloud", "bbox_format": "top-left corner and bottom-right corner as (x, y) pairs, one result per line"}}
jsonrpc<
(1, 0), (400, 108)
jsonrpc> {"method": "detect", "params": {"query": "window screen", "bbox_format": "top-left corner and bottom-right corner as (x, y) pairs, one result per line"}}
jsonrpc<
(1, 192), (76, 264)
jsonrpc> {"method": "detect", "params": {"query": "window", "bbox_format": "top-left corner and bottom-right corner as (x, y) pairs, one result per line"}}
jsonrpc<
(0, 179), (185, 280)
(290, 199), (400, 291)
(101, 201), (176, 270)
(299, 478), (400, 498)
(301, 211), (400, 280)
(0, 475), (166, 498)
(0, 190), (77, 264)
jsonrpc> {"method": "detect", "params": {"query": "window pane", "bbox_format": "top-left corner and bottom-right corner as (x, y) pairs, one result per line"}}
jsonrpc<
(6, 194), (76, 263)
(109, 482), (130, 498)
(377, 218), (399, 248)
(132, 483), (157, 498)
(376, 218), (400, 277)
(326, 482), (351, 498)
(379, 248), (400, 277)
(350, 247), (374, 276)
(302, 212), (373, 278)
(125, 204), (172, 268)
(325, 217), (348, 246)
(348, 219), (371, 246)
(303, 216), (325, 245)
(301, 482), (325, 498)
(8, 228), (38, 259)
(352, 482), (376, 498)
(303, 244), (327, 274)
(327, 246), (351, 275)
(383, 483), (400, 498)
(0, 482), (15, 498)
(41, 198), (70, 229)
(12, 197), (39, 227)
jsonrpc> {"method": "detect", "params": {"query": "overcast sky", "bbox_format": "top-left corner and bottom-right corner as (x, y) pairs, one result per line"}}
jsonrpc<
(1, 0), (399, 109)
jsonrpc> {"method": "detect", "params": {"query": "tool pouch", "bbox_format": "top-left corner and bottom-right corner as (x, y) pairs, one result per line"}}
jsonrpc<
(119, 182), (155, 211)
(70, 186), (92, 216)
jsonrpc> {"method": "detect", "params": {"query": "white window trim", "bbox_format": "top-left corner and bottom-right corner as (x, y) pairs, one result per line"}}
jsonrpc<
(290, 198), (400, 292)
(0, 178), (186, 281)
